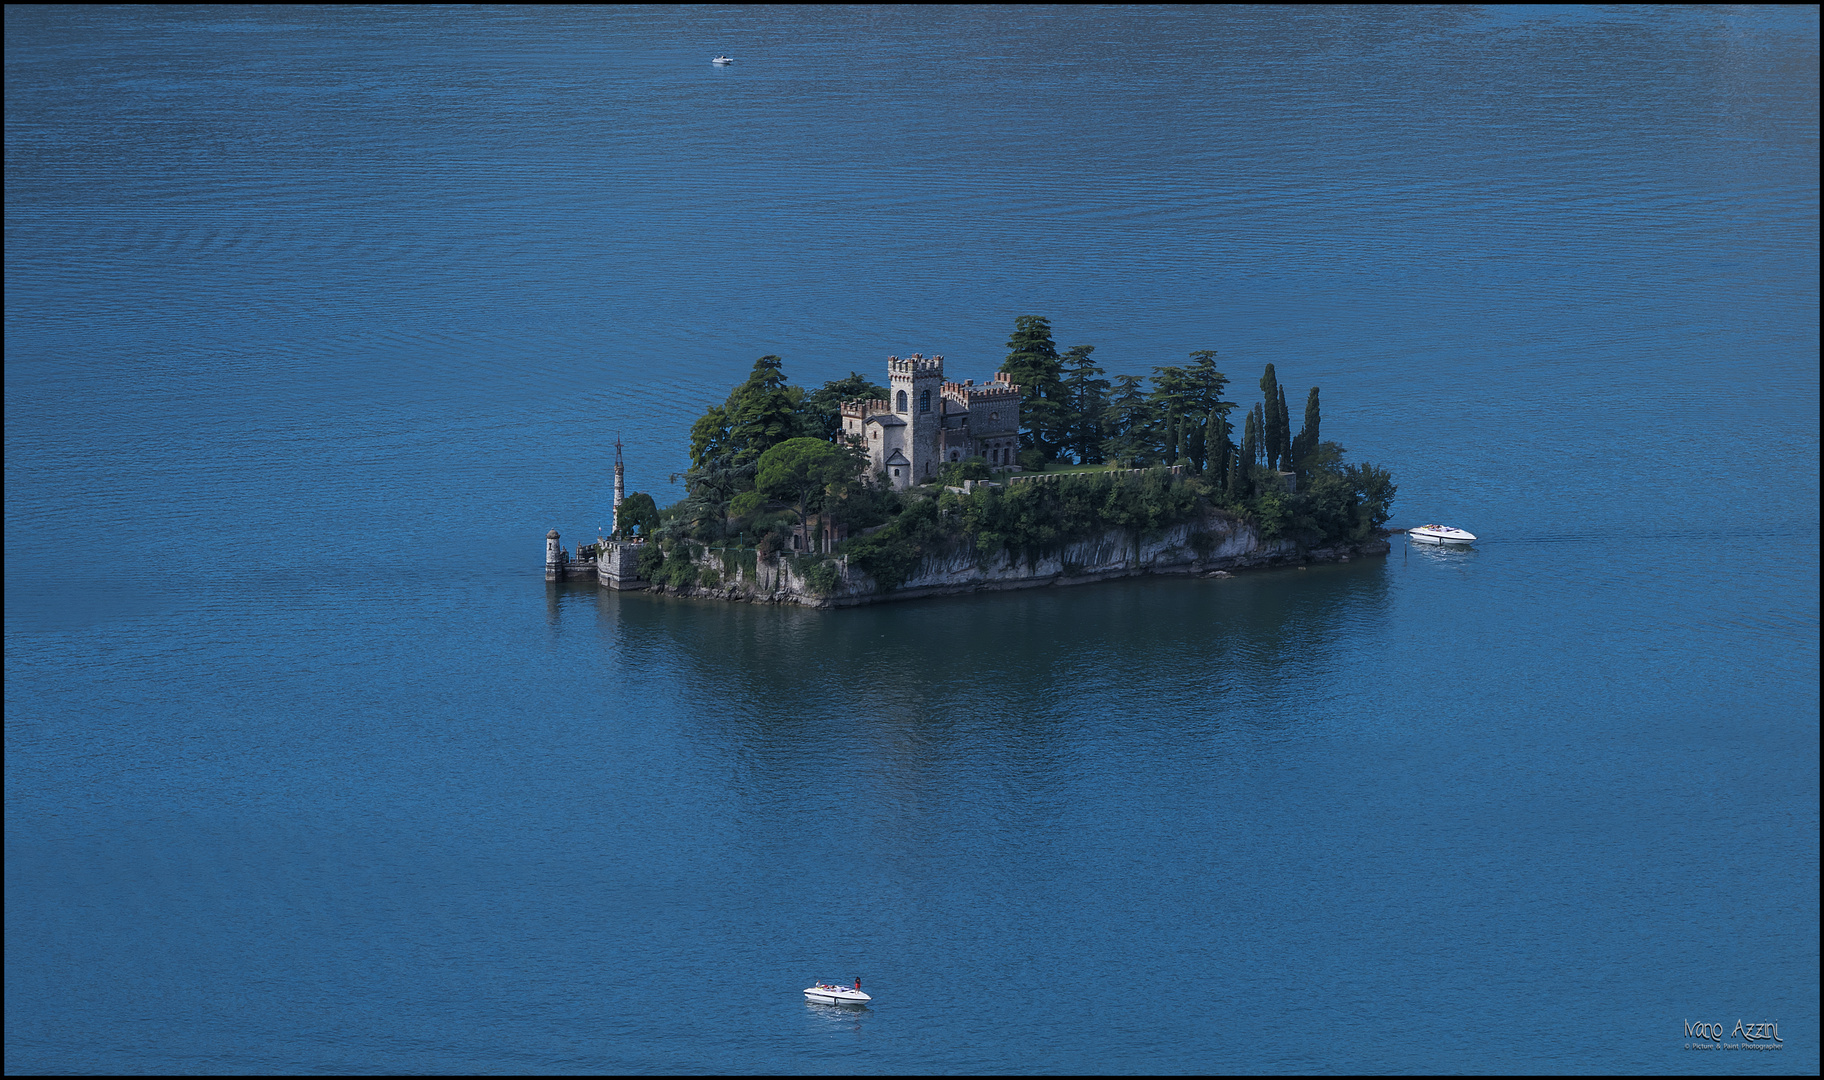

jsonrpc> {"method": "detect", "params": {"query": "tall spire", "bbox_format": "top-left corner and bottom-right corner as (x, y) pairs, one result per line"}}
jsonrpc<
(612, 433), (625, 537)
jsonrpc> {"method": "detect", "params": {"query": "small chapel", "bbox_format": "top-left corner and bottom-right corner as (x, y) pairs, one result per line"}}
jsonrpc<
(840, 354), (1022, 489)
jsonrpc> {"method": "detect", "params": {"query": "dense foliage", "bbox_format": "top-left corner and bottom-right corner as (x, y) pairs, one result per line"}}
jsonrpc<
(664, 356), (887, 545)
(840, 454), (1392, 591)
(641, 321), (1396, 593)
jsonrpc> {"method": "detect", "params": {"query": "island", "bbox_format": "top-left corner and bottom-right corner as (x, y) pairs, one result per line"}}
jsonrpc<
(547, 316), (1396, 606)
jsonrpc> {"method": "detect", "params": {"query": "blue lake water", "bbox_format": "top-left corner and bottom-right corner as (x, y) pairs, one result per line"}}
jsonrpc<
(5, 6), (1817, 1074)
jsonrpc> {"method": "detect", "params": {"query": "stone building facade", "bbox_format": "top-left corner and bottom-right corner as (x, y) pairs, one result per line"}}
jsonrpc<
(840, 354), (1022, 489)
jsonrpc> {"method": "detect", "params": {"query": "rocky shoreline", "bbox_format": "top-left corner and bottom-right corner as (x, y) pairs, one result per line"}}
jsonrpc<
(632, 511), (1390, 608)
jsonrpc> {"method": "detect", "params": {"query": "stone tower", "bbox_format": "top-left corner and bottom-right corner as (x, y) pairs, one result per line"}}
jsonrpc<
(888, 353), (945, 485)
(611, 435), (625, 537)
(545, 529), (563, 582)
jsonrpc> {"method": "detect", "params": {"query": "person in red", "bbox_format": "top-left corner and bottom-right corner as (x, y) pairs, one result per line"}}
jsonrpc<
(853, 978), (861, 991)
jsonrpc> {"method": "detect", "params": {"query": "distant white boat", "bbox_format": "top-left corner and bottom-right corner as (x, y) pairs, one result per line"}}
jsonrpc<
(1409, 524), (1476, 545)
(712, 55), (733, 65)
(805, 981), (870, 1006)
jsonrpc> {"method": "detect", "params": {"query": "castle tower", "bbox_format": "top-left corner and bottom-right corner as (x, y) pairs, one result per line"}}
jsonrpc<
(546, 529), (563, 582)
(611, 435), (625, 536)
(888, 353), (944, 487)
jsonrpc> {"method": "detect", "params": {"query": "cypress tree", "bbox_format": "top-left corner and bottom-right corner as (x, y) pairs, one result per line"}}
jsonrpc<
(1258, 364), (1280, 471)
(1208, 406), (1228, 481)
(1293, 386), (1320, 466)
(1276, 385), (1293, 473)
(1242, 403), (1260, 469)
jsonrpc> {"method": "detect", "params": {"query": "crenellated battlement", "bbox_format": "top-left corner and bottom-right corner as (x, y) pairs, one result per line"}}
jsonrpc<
(888, 353), (945, 380)
(941, 377), (1021, 406)
(842, 397), (892, 418)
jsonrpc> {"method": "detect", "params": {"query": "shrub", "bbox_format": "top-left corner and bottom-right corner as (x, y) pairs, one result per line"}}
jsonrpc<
(840, 495), (948, 590)
(636, 542), (666, 579)
(937, 457), (992, 486)
(1252, 490), (1289, 540)
(662, 557), (699, 589)
(798, 557), (843, 597)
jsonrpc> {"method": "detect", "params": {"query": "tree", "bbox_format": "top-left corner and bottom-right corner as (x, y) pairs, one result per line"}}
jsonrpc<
(1150, 364), (1194, 466)
(1258, 364), (1281, 471)
(756, 437), (857, 531)
(1276, 384), (1293, 473)
(1244, 402), (1263, 466)
(689, 405), (731, 469)
(803, 372), (889, 442)
(727, 355), (805, 464)
(1184, 350), (1234, 474)
(1060, 344), (1110, 464)
(1104, 374), (1155, 466)
(1291, 386), (1320, 469)
(681, 354), (810, 539)
(616, 492), (660, 538)
(1001, 316), (1067, 463)
(1347, 460), (1397, 533)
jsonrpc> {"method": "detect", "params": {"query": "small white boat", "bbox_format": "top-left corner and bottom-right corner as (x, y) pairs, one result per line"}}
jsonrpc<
(805, 981), (870, 1006)
(712, 55), (733, 65)
(1409, 524), (1477, 545)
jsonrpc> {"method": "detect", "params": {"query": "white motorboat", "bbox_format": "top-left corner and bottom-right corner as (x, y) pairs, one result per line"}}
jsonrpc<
(805, 981), (871, 1006)
(1409, 524), (1476, 545)
(712, 55), (733, 65)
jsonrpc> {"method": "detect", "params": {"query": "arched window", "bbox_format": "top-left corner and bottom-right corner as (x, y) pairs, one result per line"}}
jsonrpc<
(989, 411), (999, 421)
(919, 389), (930, 412)
(950, 451), (959, 461)
(896, 390), (907, 412)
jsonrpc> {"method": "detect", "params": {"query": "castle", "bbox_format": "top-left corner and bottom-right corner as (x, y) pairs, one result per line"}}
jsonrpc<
(840, 354), (1022, 489)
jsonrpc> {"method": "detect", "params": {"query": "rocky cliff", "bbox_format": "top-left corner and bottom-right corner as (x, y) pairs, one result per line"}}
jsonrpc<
(643, 510), (1388, 608)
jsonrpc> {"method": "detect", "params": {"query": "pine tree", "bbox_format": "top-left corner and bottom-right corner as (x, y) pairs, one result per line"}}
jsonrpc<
(1059, 344), (1110, 464)
(1242, 403), (1260, 469)
(1185, 350), (1234, 475)
(727, 354), (804, 463)
(1001, 316), (1066, 464)
(1150, 364), (1192, 466)
(1105, 374), (1152, 466)
(1258, 364), (1280, 471)
(803, 372), (889, 442)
